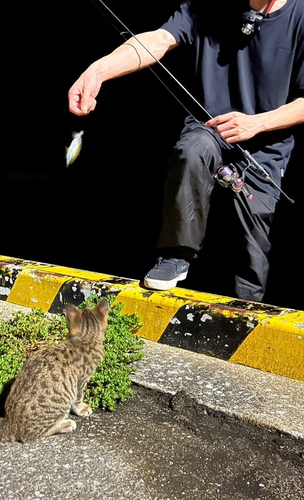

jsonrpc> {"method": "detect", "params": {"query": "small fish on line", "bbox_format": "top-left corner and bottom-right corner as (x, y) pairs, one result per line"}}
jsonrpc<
(65, 130), (84, 167)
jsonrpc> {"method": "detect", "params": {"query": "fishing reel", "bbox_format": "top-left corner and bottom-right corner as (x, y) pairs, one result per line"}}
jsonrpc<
(214, 164), (253, 200)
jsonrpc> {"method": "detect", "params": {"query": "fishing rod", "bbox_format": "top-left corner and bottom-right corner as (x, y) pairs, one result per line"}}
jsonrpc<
(89, 0), (295, 204)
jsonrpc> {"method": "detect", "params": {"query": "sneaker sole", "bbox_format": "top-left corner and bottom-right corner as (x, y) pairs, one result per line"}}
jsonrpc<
(143, 271), (188, 291)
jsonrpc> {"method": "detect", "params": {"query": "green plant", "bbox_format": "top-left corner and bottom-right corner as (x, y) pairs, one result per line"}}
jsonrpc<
(0, 295), (144, 411)
(80, 294), (145, 411)
(0, 308), (68, 395)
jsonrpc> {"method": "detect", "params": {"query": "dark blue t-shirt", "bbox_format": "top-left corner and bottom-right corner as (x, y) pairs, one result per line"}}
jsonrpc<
(161, 0), (304, 197)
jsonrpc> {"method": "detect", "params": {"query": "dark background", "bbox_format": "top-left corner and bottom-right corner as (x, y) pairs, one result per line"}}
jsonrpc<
(2, 0), (303, 310)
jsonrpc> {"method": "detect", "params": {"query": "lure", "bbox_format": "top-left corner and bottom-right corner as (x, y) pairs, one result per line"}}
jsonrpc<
(65, 130), (84, 167)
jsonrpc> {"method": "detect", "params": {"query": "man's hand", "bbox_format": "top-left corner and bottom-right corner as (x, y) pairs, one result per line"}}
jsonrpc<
(205, 111), (264, 143)
(68, 64), (102, 116)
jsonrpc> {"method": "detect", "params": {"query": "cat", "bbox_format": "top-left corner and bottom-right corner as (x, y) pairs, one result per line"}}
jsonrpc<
(0, 298), (109, 445)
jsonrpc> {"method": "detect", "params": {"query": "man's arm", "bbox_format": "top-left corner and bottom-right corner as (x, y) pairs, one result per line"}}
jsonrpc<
(68, 28), (178, 116)
(205, 98), (304, 143)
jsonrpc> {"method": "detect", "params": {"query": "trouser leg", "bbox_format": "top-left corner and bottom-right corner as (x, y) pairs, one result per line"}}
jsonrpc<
(157, 126), (223, 253)
(232, 187), (277, 302)
(155, 120), (278, 302)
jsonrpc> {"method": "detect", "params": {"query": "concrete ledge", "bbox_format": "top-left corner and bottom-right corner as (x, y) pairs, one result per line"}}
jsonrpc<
(1, 255), (304, 382)
(133, 339), (304, 439)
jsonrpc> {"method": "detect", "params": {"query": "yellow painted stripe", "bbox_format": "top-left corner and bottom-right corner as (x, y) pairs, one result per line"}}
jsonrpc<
(113, 287), (192, 342)
(29, 266), (114, 282)
(0, 257), (114, 282)
(230, 311), (304, 380)
(7, 268), (71, 310)
(147, 286), (236, 305)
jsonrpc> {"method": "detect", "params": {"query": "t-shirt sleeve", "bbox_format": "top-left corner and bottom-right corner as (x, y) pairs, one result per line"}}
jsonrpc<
(293, 46), (304, 98)
(160, 1), (194, 45)
(288, 6), (304, 99)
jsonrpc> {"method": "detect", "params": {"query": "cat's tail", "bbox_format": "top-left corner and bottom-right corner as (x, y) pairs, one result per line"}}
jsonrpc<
(0, 417), (13, 445)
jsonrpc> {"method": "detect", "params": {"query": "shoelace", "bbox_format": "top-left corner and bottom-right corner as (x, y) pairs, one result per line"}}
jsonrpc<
(155, 257), (182, 268)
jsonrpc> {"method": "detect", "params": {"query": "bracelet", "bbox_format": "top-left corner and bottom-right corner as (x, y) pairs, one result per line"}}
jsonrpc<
(123, 42), (142, 68)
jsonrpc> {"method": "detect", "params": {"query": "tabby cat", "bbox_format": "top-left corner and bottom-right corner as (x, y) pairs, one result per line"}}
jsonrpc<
(0, 298), (109, 444)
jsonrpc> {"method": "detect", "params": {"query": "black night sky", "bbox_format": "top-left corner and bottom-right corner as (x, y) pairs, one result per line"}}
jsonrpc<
(2, 0), (303, 309)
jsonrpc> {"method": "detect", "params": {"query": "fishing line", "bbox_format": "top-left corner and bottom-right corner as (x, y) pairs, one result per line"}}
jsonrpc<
(88, 0), (295, 203)
(89, 0), (211, 121)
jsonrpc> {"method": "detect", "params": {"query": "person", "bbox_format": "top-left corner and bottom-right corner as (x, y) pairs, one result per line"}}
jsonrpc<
(68, 0), (304, 302)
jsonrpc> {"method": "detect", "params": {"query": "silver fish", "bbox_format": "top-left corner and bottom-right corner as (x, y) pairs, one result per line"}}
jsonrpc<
(65, 130), (84, 167)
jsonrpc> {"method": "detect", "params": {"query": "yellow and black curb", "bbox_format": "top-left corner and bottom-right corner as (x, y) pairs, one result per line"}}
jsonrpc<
(1, 255), (304, 383)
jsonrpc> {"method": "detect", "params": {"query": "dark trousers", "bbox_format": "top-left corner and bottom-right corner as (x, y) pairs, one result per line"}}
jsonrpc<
(157, 119), (277, 302)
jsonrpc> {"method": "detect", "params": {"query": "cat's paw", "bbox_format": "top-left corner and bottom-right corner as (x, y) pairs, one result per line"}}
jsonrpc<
(72, 402), (93, 417)
(61, 419), (77, 433)
(78, 405), (93, 417)
(44, 418), (77, 437)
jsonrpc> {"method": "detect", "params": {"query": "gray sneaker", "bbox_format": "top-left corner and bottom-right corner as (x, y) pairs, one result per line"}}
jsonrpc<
(144, 257), (190, 291)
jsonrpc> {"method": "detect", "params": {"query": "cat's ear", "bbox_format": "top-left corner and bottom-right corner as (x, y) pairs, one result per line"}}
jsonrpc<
(65, 303), (82, 335)
(93, 299), (109, 327)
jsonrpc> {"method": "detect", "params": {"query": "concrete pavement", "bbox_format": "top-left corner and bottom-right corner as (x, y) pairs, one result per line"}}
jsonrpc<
(0, 299), (304, 500)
